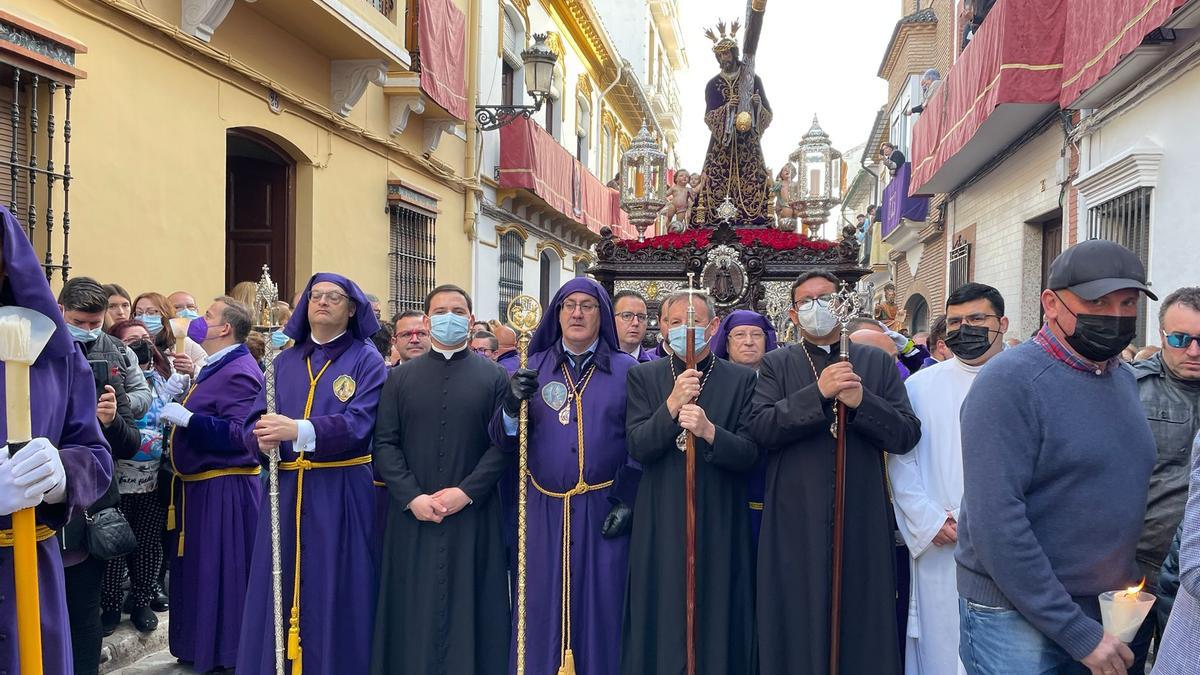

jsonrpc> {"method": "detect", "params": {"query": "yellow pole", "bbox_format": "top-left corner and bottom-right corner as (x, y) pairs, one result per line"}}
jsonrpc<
(6, 361), (43, 675)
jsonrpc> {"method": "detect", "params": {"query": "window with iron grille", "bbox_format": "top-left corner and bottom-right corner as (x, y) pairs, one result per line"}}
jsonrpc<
(1, 65), (75, 282)
(1087, 186), (1152, 342)
(388, 203), (436, 317)
(948, 238), (971, 294)
(498, 231), (524, 319)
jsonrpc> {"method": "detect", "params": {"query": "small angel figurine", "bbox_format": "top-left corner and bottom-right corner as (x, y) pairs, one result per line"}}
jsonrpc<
(660, 169), (692, 233)
(774, 164), (799, 232)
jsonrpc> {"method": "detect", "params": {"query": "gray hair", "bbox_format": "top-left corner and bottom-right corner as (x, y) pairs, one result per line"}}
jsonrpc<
(922, 68), (941, 81)
(660, 289), (717, 324)
(1160, 287), (1200, 325)
(213, 296), (253, 342)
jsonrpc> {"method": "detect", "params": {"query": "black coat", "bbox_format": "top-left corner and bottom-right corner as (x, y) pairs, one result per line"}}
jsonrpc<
(748, 342), (920, 675)
(620, 355), (758, 675)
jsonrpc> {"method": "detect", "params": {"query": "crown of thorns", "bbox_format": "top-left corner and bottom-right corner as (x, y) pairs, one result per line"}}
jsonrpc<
(704, 19), (740, 54)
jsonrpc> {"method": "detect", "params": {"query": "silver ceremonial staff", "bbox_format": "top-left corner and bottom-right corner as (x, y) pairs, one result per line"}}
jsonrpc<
(254, 265), (286, 675)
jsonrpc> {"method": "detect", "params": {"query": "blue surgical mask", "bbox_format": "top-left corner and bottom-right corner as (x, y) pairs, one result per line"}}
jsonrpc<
(429, 313), (469, 346)
(67, 324), (102, 343)
(140, 315), (163, 334)
(270, 330), (289, 349)
(178, 309), (200, 321)
(668, 324), (708, 356)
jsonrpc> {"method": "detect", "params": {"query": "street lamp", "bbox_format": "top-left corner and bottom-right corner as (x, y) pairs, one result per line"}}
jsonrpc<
(619, 124), (668, 241)
(792, 115), (844, 239)
(476, 33), (559, 131)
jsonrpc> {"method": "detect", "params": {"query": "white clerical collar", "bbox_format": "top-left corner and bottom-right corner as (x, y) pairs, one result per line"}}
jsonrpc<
(432, 341), (467, 360)
(563, 338), (600, 357)
(205, 343), (240, 365)
(311, 331), (346, 346)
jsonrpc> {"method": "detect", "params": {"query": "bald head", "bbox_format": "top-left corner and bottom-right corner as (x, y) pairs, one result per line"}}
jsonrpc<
(493, 322), (517, 350)
(850, 328), (898, 360)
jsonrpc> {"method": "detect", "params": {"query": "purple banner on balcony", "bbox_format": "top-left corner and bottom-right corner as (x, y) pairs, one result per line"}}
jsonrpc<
(881, 162), (928, 239)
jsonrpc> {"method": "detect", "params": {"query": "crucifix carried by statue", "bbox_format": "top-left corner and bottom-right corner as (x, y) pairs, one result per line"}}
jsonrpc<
(690, 0), (773, 227)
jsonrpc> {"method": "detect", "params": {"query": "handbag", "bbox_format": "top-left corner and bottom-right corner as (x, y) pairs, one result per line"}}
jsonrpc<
(85, 506), (138, 560)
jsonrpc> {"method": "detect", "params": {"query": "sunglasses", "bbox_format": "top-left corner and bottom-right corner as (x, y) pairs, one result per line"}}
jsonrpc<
(1163, 332), (1200, 349)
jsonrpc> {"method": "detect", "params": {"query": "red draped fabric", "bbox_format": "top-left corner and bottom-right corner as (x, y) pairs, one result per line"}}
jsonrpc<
(1059, 0), (1188, 106)
(418, 0), (468, 120)
(498, 117), (633, 238)
(909, 0), (1067, 194)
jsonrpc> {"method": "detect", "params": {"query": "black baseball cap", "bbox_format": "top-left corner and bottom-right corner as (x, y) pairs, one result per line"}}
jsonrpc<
(1047, 239), (1157, 301)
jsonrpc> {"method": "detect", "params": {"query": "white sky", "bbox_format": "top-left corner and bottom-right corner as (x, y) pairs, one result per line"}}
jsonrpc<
(677, 0), (900, 174)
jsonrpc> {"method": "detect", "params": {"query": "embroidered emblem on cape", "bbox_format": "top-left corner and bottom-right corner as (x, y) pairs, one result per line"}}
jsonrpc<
(541, 381), (568, 412)
(332, 374), (356, 402)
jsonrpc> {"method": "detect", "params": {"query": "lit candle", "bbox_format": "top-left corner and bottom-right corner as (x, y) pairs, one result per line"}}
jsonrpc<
(169, 317), (191, 343)
(1098, 579), (1156, 643)
(635, 169), (645, 199)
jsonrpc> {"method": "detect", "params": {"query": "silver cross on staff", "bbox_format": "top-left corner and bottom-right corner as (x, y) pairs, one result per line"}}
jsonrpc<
(830, 280), (867, 331)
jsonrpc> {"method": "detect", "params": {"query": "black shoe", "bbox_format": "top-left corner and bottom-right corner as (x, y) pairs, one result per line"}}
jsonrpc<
(101, 609), (120, 636)
(130, 605), (158, 633)
(150, 593), (169, 612)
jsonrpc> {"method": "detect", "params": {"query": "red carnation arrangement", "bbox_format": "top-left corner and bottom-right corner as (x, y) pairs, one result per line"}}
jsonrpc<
(617, 228), (837, 253)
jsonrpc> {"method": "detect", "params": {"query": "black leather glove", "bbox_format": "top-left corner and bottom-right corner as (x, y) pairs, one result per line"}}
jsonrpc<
(503, 368), (539, 416)
(601, 501), (632, 539)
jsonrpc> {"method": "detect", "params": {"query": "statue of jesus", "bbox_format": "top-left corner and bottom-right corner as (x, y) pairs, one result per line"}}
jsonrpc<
(689, 20), (774, 227)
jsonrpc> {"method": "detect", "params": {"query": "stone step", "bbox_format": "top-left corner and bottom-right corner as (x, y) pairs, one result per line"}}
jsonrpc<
(99, 613), (170, 674)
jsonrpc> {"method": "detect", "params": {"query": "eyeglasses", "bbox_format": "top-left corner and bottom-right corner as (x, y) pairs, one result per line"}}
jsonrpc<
(561, 301), (600, 315)
(397, 330), (430, 341)
(134, 309), (162, 317)
(615, 311), (648, 323)
(792, 295), (834, 311)
(1163, 331), (1200, 349)
(309, 290), (348, 305)
(729, 329), (766, 342)
(946, 313), (1000, 330)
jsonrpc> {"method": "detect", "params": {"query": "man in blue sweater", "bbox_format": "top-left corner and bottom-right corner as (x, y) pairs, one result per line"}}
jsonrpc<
(956, 240), (1157, 675)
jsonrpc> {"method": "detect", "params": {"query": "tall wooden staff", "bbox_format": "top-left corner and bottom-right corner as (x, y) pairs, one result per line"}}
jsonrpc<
(507, 295), (542, 675)
(827, 280), (865, 675)
(0, 307), (56, 675)
(254, 265), (286, 675)
(683, 273), (699, 675)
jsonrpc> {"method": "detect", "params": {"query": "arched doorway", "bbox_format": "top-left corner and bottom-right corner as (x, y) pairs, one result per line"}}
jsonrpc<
(905, 293), (930, 335)
(226, 129), (295, 296)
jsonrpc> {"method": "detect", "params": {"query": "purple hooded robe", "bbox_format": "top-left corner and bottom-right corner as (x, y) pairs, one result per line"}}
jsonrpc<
(489, 278), (640, 675)
(237, 273), (386, 675)
(0, 206), (112, 672)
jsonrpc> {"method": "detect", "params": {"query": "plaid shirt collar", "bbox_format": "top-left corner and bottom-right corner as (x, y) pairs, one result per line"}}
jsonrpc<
(1032, 324), (1118, 375)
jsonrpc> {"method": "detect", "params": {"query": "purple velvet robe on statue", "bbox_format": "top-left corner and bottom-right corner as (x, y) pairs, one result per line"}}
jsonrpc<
(489, 278), (639, 675)
(237, 273), (386, 675)
(0, 206), (111, 673)
(168, 344), (263, 671)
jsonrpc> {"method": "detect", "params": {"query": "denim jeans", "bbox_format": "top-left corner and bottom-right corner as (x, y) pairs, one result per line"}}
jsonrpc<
(959, 598), (1150, 675)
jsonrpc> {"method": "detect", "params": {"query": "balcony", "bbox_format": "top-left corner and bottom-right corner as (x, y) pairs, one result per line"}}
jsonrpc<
(243, 0), (410, 68)
(1059, 0), (1188, 109)
(909, 0), (1066, 195)
(880, 162), (929, 251)
(498, 117), (634, 239)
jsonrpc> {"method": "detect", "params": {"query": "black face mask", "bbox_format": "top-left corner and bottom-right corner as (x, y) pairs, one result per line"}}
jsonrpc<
(129, 339), (153, 366)
(944, 324), (996, 362)
(1054, 294), (1137, 363)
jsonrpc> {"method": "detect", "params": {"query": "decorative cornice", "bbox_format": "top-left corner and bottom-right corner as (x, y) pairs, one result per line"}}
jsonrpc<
(877, 8), (938, 80)
(496, 222), (530, 241)
(537, 240), (567, 260)
(331, 59), (387, 117)
(1075, 141), (1163, 207)
(423, 120), (459, 155)
(180, 0), (234, 43)
(545, 0), (614, 73)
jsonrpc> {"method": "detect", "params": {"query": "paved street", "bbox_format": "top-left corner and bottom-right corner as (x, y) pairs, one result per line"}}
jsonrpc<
(107, 650), (187, 675)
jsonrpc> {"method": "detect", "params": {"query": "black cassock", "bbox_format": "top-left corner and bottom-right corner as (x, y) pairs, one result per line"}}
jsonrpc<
(749, 342), (920, 675)
(620, 355), (758, 675)
(371, 350), (511, 675)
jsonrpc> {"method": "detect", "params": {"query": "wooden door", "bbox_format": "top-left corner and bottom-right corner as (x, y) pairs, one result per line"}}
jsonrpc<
(225, 134), (293, 295)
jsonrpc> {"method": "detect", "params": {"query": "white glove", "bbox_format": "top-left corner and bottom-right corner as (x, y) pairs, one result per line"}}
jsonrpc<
(163, 373), (190, 398)
(884, 327), (915, 355)
(160, 402), (193, 428)
(0, 439), (68, 512)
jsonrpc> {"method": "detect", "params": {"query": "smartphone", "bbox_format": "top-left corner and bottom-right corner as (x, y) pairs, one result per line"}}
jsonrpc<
(88, 359), (110, 399)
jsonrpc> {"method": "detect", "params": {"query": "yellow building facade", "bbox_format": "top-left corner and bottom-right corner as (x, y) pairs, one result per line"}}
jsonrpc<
(2, 0), (477, 312)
